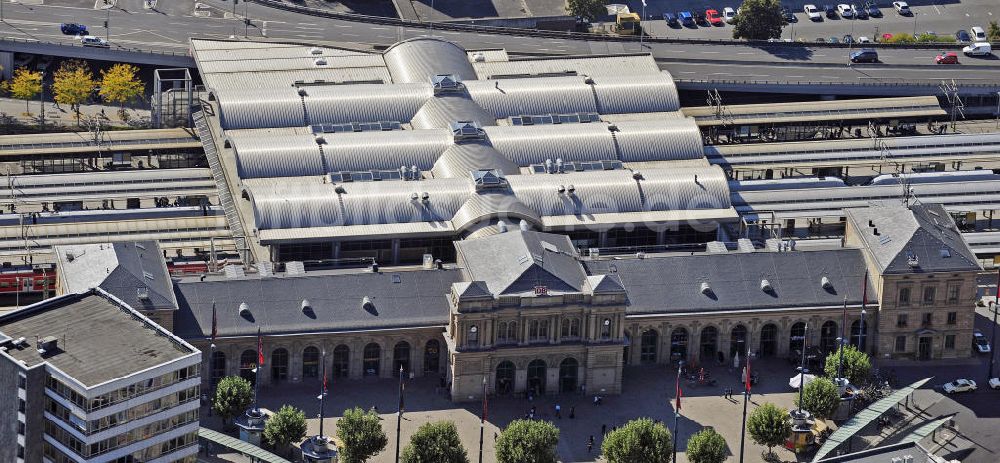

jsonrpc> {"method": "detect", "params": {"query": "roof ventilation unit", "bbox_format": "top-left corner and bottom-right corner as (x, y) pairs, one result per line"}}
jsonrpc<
(472, 52), (485, 62)
(334, 185), (347, 194)
(497, 221), (508, 233)
(362, 296), (376, 312)
(567, 184), (575, 194)
(700, 282), (712, 295)
(313, 58), (328, 66)
(309, 47), (324, 55)
(451, 121), (484, 141)
(258, 262), (274, 277)
(238, 302), (250, 316)
(36, 336), (58, 356)
(137, 286), (150, 301)
(907, 253), (920, 267)
(224, 265), (246, 279)
(632, 171), (643, 180)
(737, 238), (755, 253)
(706, 241), (728, 253)
(421, 192), (430, 202)
(557, 185), (566, 194)
(297, 88), (308, 97)
(286, 261), (306, 275)
(519, 220), (530, 231)
(301, 299), (311, 312)
(472, 169), (507, 190)
(760, 279), (772, 292)
(432, 74), (461, 92)
(821, 276), (833, 290)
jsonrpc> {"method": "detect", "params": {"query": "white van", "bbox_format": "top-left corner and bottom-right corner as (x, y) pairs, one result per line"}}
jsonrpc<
(81, 35), (109, 48)
(963, 42), (992, 56)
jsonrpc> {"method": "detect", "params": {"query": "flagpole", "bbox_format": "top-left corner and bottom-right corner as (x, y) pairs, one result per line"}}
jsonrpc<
(254, 327), (262, 414)
(673, 361), (683, 463)
(395, 365), (404, 463)
(738, 333), (751, 463)
(319, 351), (327, 438)
(209, 300), (217, 417)
(479, 376), (486, 463)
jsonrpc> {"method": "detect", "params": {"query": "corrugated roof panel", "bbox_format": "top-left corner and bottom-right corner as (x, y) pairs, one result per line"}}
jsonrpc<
(472, 55), (661, 79)
(228, 133), (324, 178)
(592, 71), (680, 113)
(431, 142), (520, 179)
(215, 87), (305, 130)
(321, 129), (451, 172)
(613, 119), (704, 162)
(483, 124), (617, 166)
(465, 76), (598, 119)
(410, 95), (497, 130)
(303, 83), (432, 125)
(207, 68), (392, 90)
(199, 54), (386, 74)
(384, 38), (478, 84)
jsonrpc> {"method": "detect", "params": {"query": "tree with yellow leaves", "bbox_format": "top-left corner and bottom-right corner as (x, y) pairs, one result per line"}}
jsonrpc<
(53, 60), (95, 126)
(6, 68), (43, 115)
(99, 63), (144, 119)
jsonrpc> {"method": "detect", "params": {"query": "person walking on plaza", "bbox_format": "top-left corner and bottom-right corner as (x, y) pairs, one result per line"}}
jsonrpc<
(601, 424), (607, 436)
(555, 404), (561, 418)
(569, 406), (575, 419)
(587, 435), (594, 454)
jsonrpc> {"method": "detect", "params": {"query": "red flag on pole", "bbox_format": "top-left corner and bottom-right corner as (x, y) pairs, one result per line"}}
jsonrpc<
(745, 353), (752, 393)
(323, 372), (328, 394)
(256, 327), (264, 366)
(482, 383), (488, 423)
(675, 374), (682, 411)
(210, 301), (218, 344)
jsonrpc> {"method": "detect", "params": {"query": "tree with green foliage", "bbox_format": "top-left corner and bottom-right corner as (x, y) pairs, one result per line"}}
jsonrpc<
(98, 63), (144, 118)
(794, 377), (841, 420)
(988, 20), (1000, 41)
(336, 407), (388, 463)
(52, 60), (95, 125)
(7, 68), (42, 114)
(685, 428), (728, 463)
(747, 403), (791, 458)
(566, 0), (607, 22)
(823, 344), (871, 386)
(601, 418), (673, 463)
(264, 405), (308, 457)
(212, 376), (253, 429)
(402, 421), (469, 463)
(731, 0), (786, 40)
(496, 419), (560, 463)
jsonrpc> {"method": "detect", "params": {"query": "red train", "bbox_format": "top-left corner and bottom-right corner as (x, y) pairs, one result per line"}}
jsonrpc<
(0, 258), (233, 295)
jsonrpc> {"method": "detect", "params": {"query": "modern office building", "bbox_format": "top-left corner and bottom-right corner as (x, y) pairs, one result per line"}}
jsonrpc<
(0, 289), (201, 462)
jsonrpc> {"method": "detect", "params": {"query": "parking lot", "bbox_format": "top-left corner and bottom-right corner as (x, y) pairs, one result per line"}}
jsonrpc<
(619, 0), (998, 43)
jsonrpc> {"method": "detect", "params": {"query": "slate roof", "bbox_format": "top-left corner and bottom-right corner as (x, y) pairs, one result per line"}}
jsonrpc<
(455, 230), (587, 295)
(172, 268), (462, 339)
(55, 241), (177, 311)
(0, 289), (193, 387)
(846, 203), (981, 274)
(583, 249), (872, 315)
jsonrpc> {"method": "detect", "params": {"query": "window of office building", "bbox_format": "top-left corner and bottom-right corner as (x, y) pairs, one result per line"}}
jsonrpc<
(898, 287), (911, 305)
(922, 286), (936, 305)
(947, 312), (957, 325)
(895, 336), (907, 352)
(947, 284), (960, 303)
(945, 335), (956, 350)
(897, 313), (908, 328)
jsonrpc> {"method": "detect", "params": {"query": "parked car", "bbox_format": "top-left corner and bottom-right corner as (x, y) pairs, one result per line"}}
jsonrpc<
(971, 26), (987, 41)
(664, 12), (680, 27)
(963, 42), (992, 56)
(989, 378), (1000, 390)
(80, 35), (109, 48)
(723, 7), (737, 23)
(857, 36), (871, 43)
(829, 36), (840, 43)
(843, 34), (855, 43)
(693, 10), (707, 26)
(706, 9), (724, 25)
(816, 37), (827, 42)
(781, 5), (795, 22)
(892, 1), (911, 15)
(60, 23), (88, 35)
(942, 379), (977, 394)
(849, 48), (878, 63)
(837, 4), (855, 18)
(855, 6), (868, 19)
(935, 51), (959, 64)
(973, 331), (991, 353)
(679, 11), (695, 26)
(865, 3), (881, 17)
(956, 29), (972, 42)
(804, 4), (823, 20)
(824, 4), (837, 18)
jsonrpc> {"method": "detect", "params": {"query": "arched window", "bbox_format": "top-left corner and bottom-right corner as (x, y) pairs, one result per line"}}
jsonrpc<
(393, 341), (411, 373)
(363, 343), (381, 377)
(271, 348), (289, 382)
(789, 322), (806, 354)
(670, 328), (689, 362)
(240, 350), (257, 384)
(820, 321), (838, 353)
(730, 324), (748, 358)
(559, 358), (579, 393)
(424, 340), (440, 372)
(210, 351), (226, 387)
(527, 359), (547, 395)
(700, 326), (718, 361)
(333, 345), (350, 378)
(302, 346), (320, 378)
(759, 324), (778, 357)
(496, 360), (515, 395)
(640, 329), (659, 363)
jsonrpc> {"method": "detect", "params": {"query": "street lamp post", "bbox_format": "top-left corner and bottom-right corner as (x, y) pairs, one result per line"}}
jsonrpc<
(395, 366), (404, 463)
(989, 267), (1000, 381)
(912, 12), (917, 37)
(672, 361), (683, 463)
(847, 5), (856, 65)
(639, 0), (647, 51)
(860, 309), (867, 352)
(797, 324), (809, 413)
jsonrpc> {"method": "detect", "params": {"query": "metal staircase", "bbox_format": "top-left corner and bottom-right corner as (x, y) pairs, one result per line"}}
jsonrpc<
(192, 110), (252, 264)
